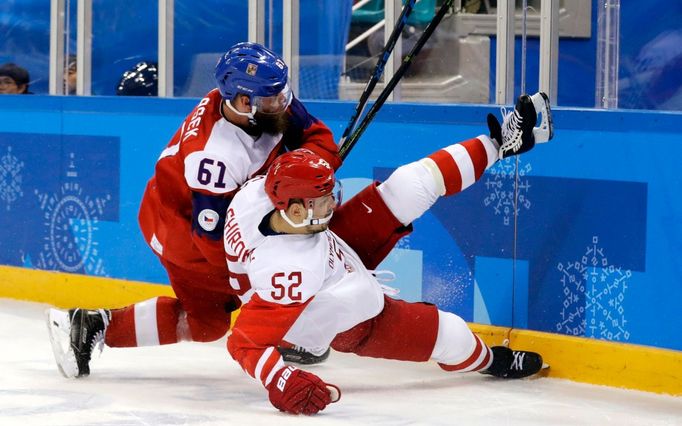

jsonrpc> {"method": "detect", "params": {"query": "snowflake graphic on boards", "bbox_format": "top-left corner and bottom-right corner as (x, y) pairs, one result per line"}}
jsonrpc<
(556, 236), (632, 341)
(0, 146), (24, 211)
(482, 157), (532, 226)
(35, 153), (111, 275)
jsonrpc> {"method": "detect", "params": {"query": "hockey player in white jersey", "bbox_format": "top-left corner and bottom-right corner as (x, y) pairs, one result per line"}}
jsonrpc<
(46, 42), (339, 379)
(225, 92), (553, 415)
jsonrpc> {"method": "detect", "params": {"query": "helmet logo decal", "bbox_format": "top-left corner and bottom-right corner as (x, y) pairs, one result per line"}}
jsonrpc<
(246, 63), (258, 76)
(315, 158), (331, 169)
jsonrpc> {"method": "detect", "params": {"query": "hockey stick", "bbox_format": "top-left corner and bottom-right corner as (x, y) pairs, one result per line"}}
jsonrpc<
(338, 0), (417, 148)
(339, 0), (454, 160)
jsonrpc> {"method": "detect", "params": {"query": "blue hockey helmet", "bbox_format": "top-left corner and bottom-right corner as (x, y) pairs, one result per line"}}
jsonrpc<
(215, 42), (291, 115)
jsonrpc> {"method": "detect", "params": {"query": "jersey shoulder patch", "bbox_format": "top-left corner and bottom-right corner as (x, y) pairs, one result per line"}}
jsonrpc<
(197, 208), (220, 231)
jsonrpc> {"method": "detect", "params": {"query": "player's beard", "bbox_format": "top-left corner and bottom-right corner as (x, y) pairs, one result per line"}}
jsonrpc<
(254, 111), (289, 135)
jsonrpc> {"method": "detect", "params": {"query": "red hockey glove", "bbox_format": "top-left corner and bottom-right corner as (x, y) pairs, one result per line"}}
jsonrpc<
(293, 147), (316, 155)
(267, 366), (341, 415)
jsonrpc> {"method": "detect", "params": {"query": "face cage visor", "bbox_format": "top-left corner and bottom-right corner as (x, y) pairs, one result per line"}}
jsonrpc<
(280, 180), (343, 229)
(252, 82), (292, 115)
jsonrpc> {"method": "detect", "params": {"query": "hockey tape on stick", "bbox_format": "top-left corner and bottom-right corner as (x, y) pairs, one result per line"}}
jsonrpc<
(339, 0), (455, 161)
(338, 0), (417, 148)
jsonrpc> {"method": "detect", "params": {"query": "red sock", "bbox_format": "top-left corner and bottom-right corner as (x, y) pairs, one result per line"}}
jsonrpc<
(427, 136), (498, 196)
(105, 296), (181, 347)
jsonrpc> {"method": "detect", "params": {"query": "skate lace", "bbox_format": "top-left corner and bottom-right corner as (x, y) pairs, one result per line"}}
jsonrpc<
(510, 351), (526, 371)
(291, 345), (304, 353)
(91, 309), (110, 356)
(371, 269), (396, 283)
(370, 270), (400, 296)
(499, 107), (524, 156)
(290, 345), (327, 357)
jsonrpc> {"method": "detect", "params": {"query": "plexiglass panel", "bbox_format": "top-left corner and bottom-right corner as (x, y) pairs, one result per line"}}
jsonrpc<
(2, 1), (680, 105)
(341, 0), (494, 104)
(172, 1), (248, 97)
(616, 2), (682, 110)
(89, 0), (158, 96)
(259, 0), (352, 101)
(87, 0), (247, 97)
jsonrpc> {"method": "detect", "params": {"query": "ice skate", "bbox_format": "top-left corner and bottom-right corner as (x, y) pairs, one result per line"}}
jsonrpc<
(47, 308), (110, 378)
(529, 91), (554, 144)
(480, 346), (545, 379)
(278, 342), (331, 365)
(487, 91), (554, 159)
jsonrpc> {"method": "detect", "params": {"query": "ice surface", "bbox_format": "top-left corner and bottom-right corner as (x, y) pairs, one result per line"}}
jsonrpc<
(1, 298), (681, 425)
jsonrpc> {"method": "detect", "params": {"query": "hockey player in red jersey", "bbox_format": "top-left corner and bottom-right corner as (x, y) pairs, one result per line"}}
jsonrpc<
(225, 92), (553, 415)
(47, 42), (341, 379)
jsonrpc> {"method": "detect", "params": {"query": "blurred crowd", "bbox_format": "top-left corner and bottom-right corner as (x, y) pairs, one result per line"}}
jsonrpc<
(0, 59), (158, 96)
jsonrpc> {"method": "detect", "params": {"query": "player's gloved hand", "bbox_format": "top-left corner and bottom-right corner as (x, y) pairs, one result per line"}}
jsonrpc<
(267, 366), (341, 415)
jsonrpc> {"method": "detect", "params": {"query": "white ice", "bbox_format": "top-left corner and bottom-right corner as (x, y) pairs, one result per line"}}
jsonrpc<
(1, 298), (681, 426)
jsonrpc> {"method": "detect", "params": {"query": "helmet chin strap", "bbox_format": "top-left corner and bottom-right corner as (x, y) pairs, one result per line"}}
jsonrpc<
(280, 208), (334, 229)
(224, 99), (258, 126)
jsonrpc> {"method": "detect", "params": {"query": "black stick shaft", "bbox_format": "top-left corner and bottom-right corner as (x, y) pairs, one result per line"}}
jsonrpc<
(338, 0), (417, 147)
(340, 0), (454, 160)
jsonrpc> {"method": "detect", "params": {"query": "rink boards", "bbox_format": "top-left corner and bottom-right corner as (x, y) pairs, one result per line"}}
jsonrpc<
(0, 95), (681, 395)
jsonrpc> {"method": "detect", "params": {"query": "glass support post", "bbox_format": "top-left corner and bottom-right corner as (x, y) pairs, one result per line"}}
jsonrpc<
(158, 0), (174, 97)
(76, 0), (92, 96)
(384, 0), (402, 101)
(249, 0), (266, 44)
(283, 0), (300, 96)
(539, 0), (559, 104)
(49, 0), (66, 95)
(595, 0), (620, 108)
(495, 0), (515, 104)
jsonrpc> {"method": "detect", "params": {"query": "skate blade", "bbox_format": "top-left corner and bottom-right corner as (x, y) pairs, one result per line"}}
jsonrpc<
(522, 362), (551, 380)
(531, 91), (554, 143)
(533, 362), (551, 378)
(46, 308), (78, 379)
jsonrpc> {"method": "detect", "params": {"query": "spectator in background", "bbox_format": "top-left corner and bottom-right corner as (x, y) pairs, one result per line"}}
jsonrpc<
(65, 55), (77, 95)
(116, 61), (158, 96)
(0, 63), (31, 94)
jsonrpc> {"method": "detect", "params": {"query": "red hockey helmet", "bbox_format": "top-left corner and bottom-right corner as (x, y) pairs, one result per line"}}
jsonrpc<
(265, 150), (335, 209)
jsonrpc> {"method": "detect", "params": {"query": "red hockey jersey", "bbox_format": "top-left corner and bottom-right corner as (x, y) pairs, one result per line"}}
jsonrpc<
(138, 89), (341, 272)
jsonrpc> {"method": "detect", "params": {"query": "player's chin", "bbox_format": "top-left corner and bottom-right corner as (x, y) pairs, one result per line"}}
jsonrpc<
(305, 223), (329, 234)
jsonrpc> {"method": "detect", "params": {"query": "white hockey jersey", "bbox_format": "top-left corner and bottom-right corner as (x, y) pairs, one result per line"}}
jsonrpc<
(224, 176), (385, 388)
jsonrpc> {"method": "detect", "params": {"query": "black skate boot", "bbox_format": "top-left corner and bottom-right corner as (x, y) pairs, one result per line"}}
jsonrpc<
(481, 346), (544, 379)
(47, 308), (111, 378)
(487, 91), (554, 159)
(278, 343), (331, 365)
